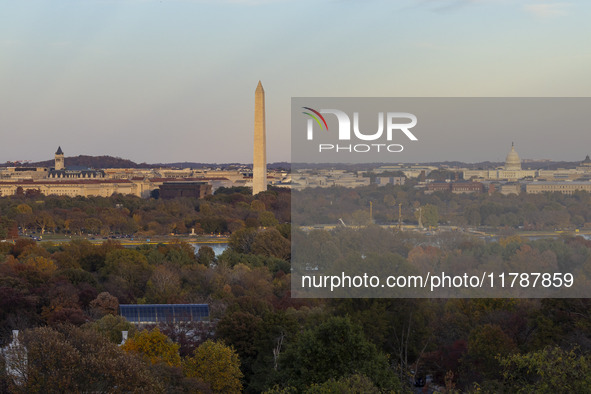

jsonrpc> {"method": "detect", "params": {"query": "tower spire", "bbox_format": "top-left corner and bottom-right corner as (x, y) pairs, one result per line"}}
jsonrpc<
(253, 81), (267, 195)
(55, 146), (65, 170)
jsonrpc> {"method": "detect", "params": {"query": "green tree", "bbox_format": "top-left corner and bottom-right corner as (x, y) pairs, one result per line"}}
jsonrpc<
(101, 249), (153, 300)
(216, 311), (263, 366)
(183, 339), (243, 394)
(383, 194), (396, 207)
(305, 374), (381, 393)
(197, 245), (216, 267)
(415, 204), (439, 227)
(276, 316), (400, 391)
(251, 200), (266, 212)
(500, 346), (591, 393)
(351, 209), (371, 226)
(259, 211), (279, 227)
(251, 228), (290, 261)
(163, 242), (197, 267)
(84, 314), (136, 344)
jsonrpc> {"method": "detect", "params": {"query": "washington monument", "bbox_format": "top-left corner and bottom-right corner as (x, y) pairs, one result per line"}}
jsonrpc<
(253, 81), (267, 195)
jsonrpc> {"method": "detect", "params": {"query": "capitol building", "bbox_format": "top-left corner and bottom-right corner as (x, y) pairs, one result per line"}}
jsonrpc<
(462, 143), (537, 181)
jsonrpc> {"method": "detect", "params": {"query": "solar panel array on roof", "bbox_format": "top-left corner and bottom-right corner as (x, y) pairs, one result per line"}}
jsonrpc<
(119, 304), (209, 324)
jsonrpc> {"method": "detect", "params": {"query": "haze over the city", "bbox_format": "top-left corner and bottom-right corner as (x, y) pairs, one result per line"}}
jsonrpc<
(2, 0), (590, 164)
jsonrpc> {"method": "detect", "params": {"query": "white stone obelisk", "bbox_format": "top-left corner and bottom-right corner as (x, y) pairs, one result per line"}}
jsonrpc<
(253, 81), (267, 195)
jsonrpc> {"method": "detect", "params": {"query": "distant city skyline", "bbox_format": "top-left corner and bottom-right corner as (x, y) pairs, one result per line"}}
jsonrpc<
(2, 0), (590, 164)
(6, 145), (588, 167)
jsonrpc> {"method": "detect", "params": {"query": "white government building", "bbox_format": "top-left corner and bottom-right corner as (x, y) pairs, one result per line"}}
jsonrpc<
(462, 143), (537, 181)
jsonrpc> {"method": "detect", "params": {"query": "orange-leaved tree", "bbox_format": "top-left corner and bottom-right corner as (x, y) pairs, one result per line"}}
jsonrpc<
(121, 327), (181, 367)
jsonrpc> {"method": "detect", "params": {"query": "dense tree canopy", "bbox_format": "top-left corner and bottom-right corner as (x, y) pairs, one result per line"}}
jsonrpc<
(3, 185), (591, 392)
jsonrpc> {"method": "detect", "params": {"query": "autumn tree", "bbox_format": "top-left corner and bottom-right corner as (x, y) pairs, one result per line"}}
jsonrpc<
(89, 291), (119, 317)
(145, 265), (182, 303)
(35, 212), (55, 235)
(159, 321), (214, 358)
(121, 328), (181, 367)
(183, 339), (243, 394)
(229, 227), (257, 254)
(4, 325), (158, 392)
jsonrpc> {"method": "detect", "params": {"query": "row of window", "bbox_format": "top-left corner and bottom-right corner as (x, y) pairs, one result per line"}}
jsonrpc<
(120, 304), (209, 324)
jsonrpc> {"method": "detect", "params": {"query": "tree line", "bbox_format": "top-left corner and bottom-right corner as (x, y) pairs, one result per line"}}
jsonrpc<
(293, 181), (591, 230)
(0, 187), (290, 238)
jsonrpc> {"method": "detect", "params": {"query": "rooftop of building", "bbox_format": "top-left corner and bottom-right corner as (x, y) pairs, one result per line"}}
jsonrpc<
(0, 179), (134, 185)
(148, 177), (229, 182)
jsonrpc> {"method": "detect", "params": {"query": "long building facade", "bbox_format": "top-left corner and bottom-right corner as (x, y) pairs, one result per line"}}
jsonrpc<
(526, 181), (591, 195)
(0, 147), (263, 198)
(0, 179), (139, 198)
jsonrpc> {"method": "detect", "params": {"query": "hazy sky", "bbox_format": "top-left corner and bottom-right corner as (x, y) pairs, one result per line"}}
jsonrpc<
(1, 0), (590, 164)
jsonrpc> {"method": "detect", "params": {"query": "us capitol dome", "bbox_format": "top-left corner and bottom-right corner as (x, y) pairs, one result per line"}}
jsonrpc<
(505, 142), (522, 171)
